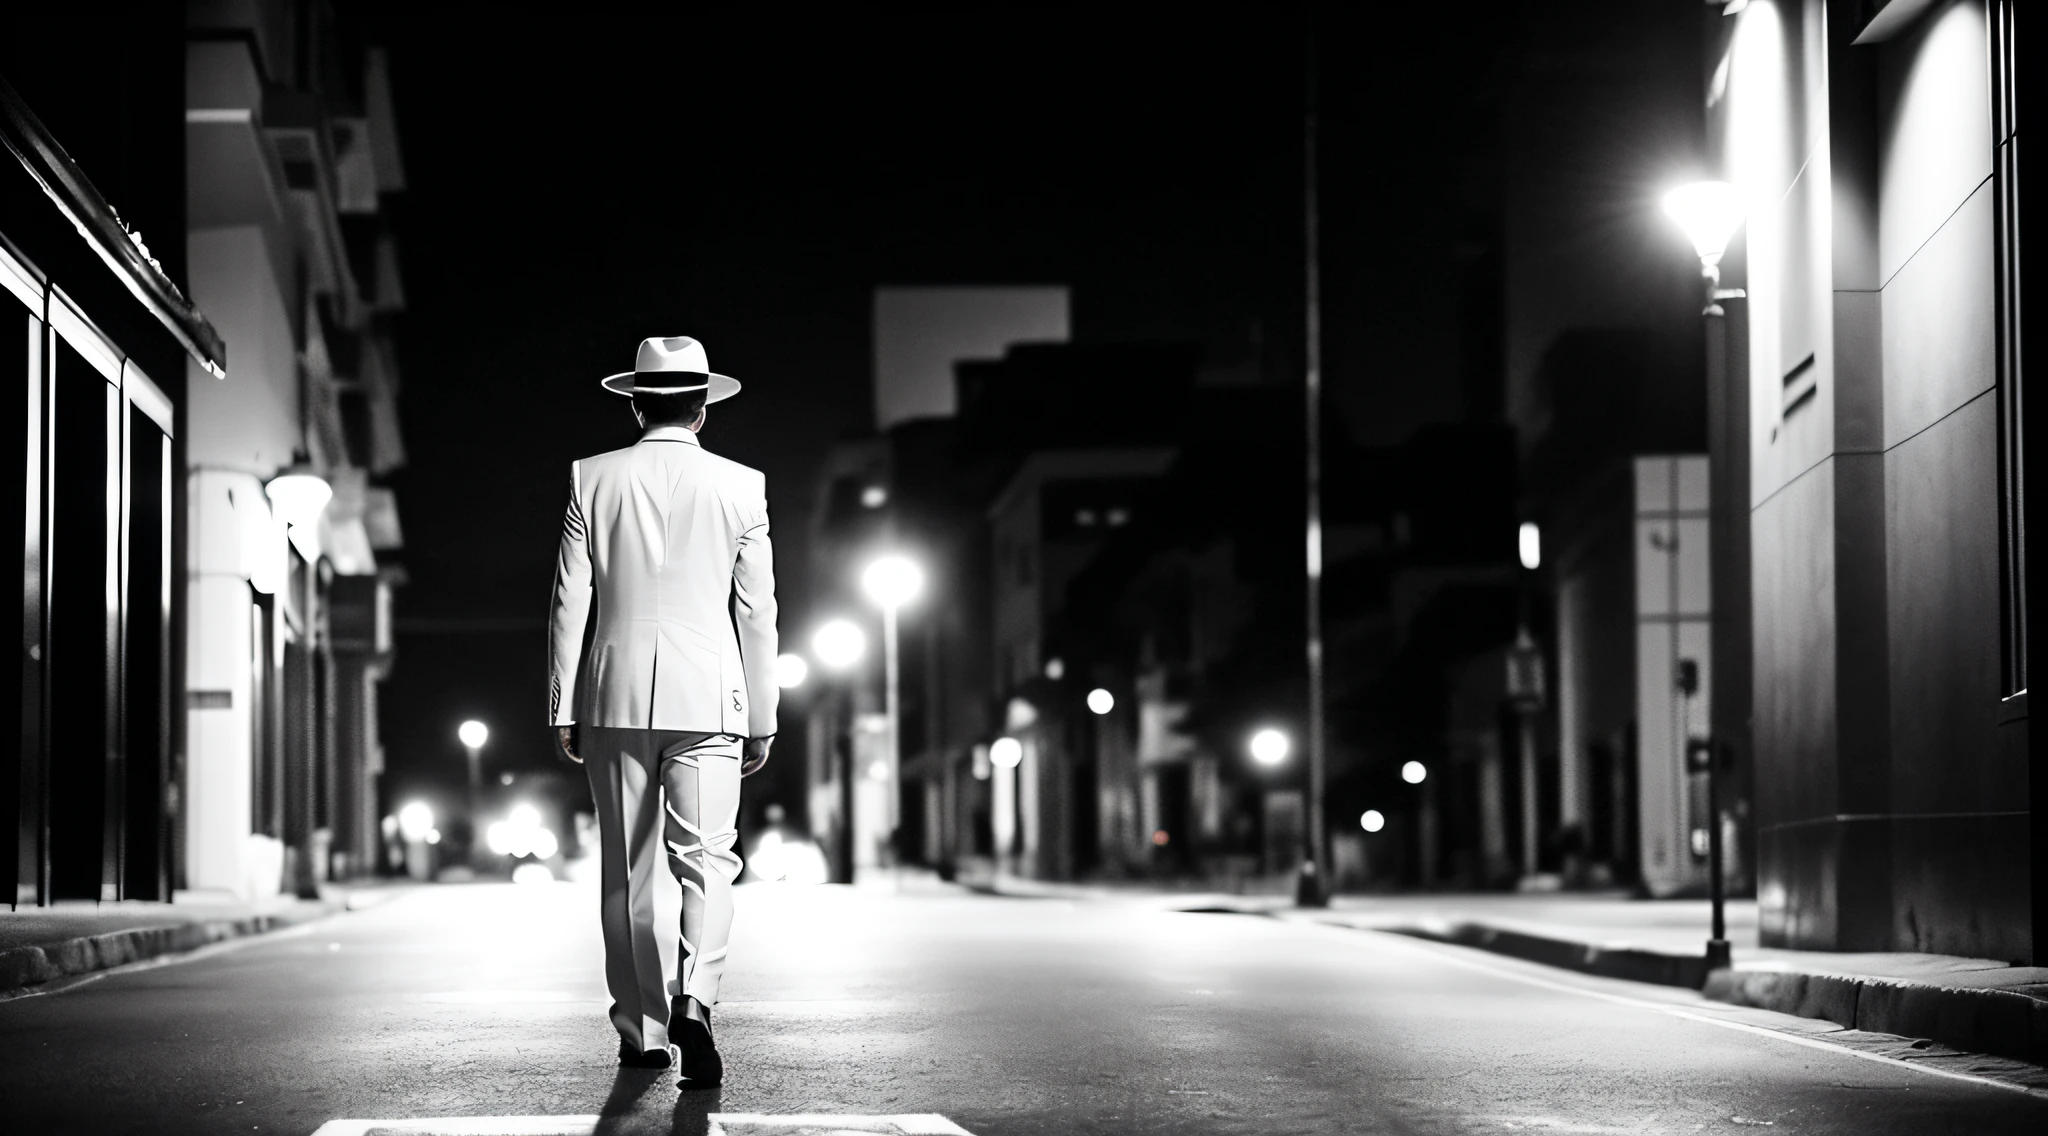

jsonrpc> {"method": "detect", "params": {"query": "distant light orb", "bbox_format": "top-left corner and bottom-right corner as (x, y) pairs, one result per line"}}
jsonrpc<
(1043, 656), (1065, 680)
(1518, 522), (1541, 571)
(1151, 829), (1170, 846)
(508, 802), (541, 828)
(812, 619), (867, 671)
(457, 719), (489, 749)
(1248, 727), (1290, 766)
(1361, 809), (1386, 833)
(1086, 688), (1115, 715)
(860, 484), (889, 509)
(860, 554), (925, 610)
(776, 653), (810, 689)
(1402, 760), (1428, 785)
(397, 801), (435, 842)
(989, 736), (1023, 769)
(868, 759), (891, 782)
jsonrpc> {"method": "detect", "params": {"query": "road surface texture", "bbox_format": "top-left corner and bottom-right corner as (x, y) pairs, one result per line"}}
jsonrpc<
(1, 877), (2043, 1134)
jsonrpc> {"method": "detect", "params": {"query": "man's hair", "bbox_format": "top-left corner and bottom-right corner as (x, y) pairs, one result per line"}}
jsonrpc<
(633, 388), (708, 427)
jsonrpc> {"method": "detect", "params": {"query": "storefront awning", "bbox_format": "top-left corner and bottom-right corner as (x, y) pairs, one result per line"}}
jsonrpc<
(0, 72), (228, 378)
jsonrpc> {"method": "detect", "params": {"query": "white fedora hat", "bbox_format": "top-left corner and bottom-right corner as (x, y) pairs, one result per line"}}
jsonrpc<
(600, 336), (742, 402)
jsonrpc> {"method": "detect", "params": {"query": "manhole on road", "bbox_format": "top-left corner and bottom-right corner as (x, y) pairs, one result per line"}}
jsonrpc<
(307, 1114), (975, 1135)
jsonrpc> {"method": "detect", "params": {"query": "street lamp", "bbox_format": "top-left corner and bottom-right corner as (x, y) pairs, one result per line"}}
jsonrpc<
(264, 460), (333, 529)
(457, 720), (489, 857)
(809, 617), (867, 885)
(1664, 179), (1745, 974)
(775, 653), (810, 689)
(1401, 760), (1427, 785)
(1085, 688), (1115, 715)
(1249, 727), (1290, 767)
(1518, 522), (1541, 571)
(811, 619), (867, 671)
(989, 736), (1023, 769)
(860, 553), (925, 855)
(1361, 809), (1386, 833)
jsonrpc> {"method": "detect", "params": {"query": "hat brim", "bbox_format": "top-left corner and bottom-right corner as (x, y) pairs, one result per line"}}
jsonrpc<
(600, 371), (741, 403)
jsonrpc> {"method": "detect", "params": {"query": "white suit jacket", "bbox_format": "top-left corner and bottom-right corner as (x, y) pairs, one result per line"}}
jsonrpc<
(548, 425), (778, 737)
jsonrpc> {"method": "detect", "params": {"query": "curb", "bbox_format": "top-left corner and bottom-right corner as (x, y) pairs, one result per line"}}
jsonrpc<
(0, 904), (339, 999)
(1375, 919), (2046, 1065)
(1706, 966), (2048, 1065)
(1383, 922), (1707, 989)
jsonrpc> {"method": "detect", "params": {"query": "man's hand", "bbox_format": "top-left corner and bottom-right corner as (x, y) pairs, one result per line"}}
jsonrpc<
(558, 725), (581, 764)
(741, 736), (773, 778)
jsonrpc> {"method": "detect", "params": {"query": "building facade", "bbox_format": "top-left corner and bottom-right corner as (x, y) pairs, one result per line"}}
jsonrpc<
(1712, 0), (2030, 959)
(2, 1), (408, 909)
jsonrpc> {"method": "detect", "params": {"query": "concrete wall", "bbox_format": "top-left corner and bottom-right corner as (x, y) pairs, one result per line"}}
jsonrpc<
(1730, 0), (2026, 959)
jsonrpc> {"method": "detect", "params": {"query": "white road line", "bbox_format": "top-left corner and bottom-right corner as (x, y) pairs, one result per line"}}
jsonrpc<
(306, 1114), (975, 1136)
(1342, 926), (2041, 1098)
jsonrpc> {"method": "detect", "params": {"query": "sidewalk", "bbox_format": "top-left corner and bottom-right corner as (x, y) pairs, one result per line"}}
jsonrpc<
(0, 884), (388, 998)
(971, 874), (2048, 1064)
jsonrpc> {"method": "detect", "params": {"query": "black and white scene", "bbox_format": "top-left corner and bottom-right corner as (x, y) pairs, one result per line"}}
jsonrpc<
(0, 2), (2041, 1133)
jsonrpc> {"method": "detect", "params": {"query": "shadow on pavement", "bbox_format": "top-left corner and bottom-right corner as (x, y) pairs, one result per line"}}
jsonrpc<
(593, 1066), (721, 1135)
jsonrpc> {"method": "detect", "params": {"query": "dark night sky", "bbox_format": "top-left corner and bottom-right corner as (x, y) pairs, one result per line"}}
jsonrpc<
(371, 6), (1515, 807)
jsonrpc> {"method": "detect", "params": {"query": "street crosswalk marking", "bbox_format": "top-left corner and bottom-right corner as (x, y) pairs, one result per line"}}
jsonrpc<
(307, 1115), (976, 1136)
(710, 1116), (973, 1136)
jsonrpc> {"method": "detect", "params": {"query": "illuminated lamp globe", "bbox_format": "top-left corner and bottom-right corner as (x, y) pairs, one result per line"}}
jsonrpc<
(1361, 809), (1386, 833)
(776, 653), (810, 689)
(1518, 522), (1541, 571)
(860, 554), (925, 611)
(265, 463), (333, 529)
(458, 720), (490, 749)
(1086, 688), (1115, 715)
(397, 801), (435, 842)
(1248, 727), (1290, 767)
(989, 736), (1024, 769)
(812, 619), (866, 671)
(1662, 180), (1745, 266)
(1402, 760), (1428, 785)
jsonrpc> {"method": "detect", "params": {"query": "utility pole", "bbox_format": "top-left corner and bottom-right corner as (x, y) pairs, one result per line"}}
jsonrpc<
(1299, 14), (1329, 908)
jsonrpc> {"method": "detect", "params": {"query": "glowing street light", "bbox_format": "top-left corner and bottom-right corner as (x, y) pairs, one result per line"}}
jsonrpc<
(775, 653), (810, 689)
(1662, 180), (1745, 268)
(860, 553), (925, 844)
(860, 554), (925, 611)
(457, 720), (490, 750)
(264, 461), (333, 529)
(811, 619), (866, 671)
(397, 801), (435, 843)
(1249, 727), (1290, 767)
(1361, 809), (1386, 833)
(1518, 522), (1541, 571)
(1086, 688), (1115, 715)
(989, 736), (1023, 769)
(1402, 760), (1428, 785)
(1663, 178), (1746, 974)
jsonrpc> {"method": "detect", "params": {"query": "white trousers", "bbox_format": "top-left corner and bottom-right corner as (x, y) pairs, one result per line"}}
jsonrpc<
(583, 727), (744, 1052)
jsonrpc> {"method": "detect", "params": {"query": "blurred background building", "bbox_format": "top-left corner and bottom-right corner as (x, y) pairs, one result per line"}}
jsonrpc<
(2, 1), (408, 908)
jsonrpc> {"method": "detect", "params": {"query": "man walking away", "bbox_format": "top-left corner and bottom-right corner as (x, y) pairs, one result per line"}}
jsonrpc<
(548, 336), (778, 1089)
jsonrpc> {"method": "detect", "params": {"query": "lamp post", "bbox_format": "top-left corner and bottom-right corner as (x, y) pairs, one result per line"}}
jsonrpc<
(457, 719), (489, 867)
(1663, 179), (1745, 972)
(812, 618), (868, 883)
(860, 555), (924, 862)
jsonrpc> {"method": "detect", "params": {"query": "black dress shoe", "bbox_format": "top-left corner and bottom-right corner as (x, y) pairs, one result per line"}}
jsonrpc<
(618, 1040), (676, 1069)
(670, 995), (722, 1089)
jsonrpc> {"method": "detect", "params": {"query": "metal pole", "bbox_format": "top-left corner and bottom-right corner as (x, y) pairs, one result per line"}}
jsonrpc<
(1298, 3), (1328, 909)
(882, 604), (901, 857)
(1702, 281), (1731, 970)
(1518, 712), (1539, 877)
(835, 691), (856, 885)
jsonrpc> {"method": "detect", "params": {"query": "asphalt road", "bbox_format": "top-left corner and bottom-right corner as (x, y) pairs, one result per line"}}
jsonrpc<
(2, 876), (2043, 1135)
